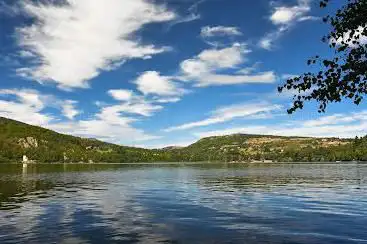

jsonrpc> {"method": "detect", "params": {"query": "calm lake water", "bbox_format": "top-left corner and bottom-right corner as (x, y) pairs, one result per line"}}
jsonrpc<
(0, 163), (366, 244)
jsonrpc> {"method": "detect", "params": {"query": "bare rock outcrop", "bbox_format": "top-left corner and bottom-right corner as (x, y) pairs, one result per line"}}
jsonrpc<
(18, 137), (39, 148)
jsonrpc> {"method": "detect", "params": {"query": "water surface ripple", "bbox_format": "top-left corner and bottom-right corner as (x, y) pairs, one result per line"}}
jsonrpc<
(0, 163), (366, 243)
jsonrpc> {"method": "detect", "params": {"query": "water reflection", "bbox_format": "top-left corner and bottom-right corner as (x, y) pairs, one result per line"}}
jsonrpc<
(0, 163), (366, 243)
(201, 163), (366, 190)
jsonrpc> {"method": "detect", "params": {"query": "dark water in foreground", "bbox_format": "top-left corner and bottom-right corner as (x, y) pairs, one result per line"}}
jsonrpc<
(0, 163), (366, 244)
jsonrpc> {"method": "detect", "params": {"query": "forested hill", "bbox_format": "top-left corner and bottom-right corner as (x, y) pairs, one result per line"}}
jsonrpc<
(172, 134), (367, 162)
(0, 117), (160, 163)
(0, 117), (366, 163)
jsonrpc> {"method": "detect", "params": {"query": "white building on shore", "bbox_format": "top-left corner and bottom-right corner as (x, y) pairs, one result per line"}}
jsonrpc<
(22, 155), (29, 163)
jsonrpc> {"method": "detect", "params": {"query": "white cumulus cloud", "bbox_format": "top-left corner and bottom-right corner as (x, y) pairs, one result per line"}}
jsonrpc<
(270, 5), (310, 25)
(194, 110), (367, 139)
(62, 100), (80, 120)
(179, 43), (276, 86)
(106, 91), (163, 117)
(133, 71), (186, 96)
(200, 26), (242, 37)
(259, 0), (316, 50)
(302, 112), (367, 127)
(16, 0), (175, 89)
(164, 102), (282, 132)
(108, 90), (134, 102)
(0, 89), (53, 126)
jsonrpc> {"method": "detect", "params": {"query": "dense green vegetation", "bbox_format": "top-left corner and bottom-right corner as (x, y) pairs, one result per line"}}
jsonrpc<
(0, 117), (366, 163)
(0, 117), (168, 163)
(169, 134), (367, 162)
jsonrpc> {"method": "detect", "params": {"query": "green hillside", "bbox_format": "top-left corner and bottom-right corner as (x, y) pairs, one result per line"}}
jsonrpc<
(0, 117), (366, 163)
(0, 117), (167, 163)
(170, 134), (367, 162)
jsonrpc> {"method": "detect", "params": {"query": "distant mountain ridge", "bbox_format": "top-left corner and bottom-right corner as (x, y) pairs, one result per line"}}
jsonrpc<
(0, 117), (366, 163)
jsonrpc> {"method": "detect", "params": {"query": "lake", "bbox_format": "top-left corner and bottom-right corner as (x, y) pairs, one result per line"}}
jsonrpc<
(0, 163), (366, 244)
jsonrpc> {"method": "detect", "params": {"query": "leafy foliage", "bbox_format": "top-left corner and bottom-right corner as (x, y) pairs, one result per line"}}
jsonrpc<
(279, 0), (367, 113)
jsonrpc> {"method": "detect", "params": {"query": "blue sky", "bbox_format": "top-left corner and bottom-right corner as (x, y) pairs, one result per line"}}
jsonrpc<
(0, 0), (366, 148)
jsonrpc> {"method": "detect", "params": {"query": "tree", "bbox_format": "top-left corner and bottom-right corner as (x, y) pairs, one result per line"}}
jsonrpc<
(278, 0), (367, 113)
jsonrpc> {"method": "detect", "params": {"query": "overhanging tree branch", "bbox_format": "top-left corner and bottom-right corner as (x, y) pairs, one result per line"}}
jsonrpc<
(278, 0), (367, 114)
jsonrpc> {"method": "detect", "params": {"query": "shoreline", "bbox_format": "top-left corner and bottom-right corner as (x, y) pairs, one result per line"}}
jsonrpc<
(2, 161), (366, 165)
